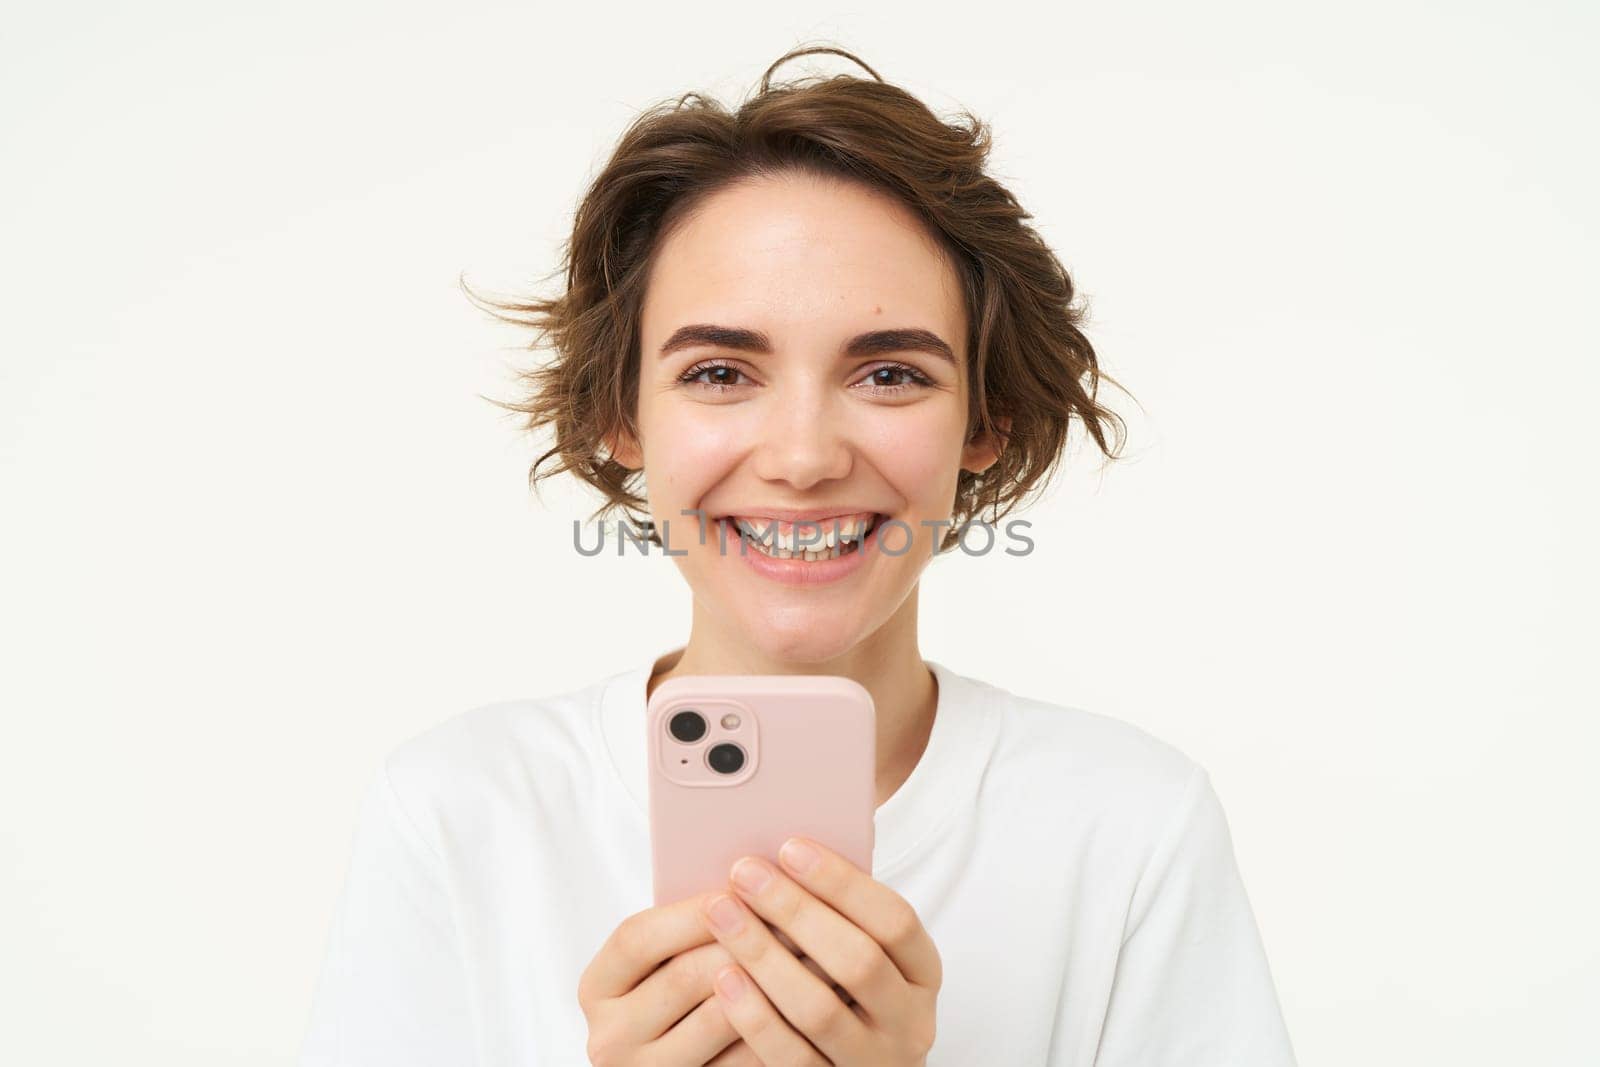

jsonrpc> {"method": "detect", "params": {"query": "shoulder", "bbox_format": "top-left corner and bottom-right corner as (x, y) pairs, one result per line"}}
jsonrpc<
(376, 674), (610, 825)
(981, 674), (1202, 792)
(967, 672), (1210, 847)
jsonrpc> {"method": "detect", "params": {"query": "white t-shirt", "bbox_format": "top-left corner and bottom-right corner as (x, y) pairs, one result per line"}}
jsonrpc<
(300, 650), (1296, 1066)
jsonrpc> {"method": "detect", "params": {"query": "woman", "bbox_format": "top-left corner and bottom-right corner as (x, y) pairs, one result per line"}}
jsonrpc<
(301, 45), (1296, 1066)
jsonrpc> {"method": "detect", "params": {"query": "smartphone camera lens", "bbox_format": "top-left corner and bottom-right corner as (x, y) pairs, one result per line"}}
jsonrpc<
(668, 709), (707, 743)
(707, 742), (745, 775)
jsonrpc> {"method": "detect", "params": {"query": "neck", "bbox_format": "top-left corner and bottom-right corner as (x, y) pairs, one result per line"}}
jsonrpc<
(645, 589), (938, 809)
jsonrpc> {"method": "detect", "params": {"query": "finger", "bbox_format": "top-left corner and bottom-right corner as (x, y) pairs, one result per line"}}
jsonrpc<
(712, 963), (829, 1067)
(772, 926), (857, 1005)
(578, 890), (723, 1003)
(701, 891), (871, 1062)
(729, 855), (907, 1028)
(619, 940), (737, 1050)
(778, 836), (943, 990)
(703, 1034), (764, 1066)
(647, 990), (744, 1065)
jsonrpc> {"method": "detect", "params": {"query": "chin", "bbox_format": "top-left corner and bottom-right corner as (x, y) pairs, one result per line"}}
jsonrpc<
(740, 625), (859, 667)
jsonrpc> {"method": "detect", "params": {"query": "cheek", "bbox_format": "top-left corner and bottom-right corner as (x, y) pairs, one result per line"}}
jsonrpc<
(862, 410), (966, 506)
(640, 404), (746, 502)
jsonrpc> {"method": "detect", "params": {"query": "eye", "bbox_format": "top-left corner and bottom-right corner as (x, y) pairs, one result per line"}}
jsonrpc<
(856, 362), (936, 394)
(676, 359), (936, 395)
(677, 359), (749, 392)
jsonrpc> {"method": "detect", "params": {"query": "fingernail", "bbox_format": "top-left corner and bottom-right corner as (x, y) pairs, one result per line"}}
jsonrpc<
(732, 857), (772, 894)
(716, 965), (747, 1000)
(707, 893), (744, 934)
(779, 837), (818, 874)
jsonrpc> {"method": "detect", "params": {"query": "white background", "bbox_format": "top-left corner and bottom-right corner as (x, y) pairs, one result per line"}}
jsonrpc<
(3, 2), (1595, 1064)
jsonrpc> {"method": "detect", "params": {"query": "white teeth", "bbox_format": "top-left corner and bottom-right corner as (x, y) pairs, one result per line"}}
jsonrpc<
(729, 514), (878, 560)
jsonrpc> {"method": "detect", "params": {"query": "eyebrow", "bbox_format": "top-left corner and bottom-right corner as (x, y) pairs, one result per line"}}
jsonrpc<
(658, 323), (957, 365)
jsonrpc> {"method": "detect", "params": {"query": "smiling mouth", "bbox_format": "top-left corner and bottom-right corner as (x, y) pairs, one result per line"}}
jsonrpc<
(717, 513), (884, 560)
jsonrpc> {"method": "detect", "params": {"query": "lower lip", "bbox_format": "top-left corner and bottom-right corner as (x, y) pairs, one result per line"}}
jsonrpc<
(716, 516), (884, 587)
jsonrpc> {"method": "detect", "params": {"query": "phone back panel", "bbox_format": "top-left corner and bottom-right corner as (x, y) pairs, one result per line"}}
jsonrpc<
(647, 673), (876, 907)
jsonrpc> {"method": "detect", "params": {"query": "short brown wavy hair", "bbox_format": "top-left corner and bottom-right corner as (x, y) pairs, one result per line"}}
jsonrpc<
(464, 43), (1128, 551)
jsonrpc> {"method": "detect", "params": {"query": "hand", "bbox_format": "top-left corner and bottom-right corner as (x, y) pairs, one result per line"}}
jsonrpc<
(698, 836), (942, 1065)
(577, 889), (765, 1065)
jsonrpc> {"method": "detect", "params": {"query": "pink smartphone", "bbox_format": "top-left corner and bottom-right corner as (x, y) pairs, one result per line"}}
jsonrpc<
(647, 673), (877, 910)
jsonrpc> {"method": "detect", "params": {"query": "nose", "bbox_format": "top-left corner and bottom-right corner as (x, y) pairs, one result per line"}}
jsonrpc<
(748, 378), (853, 490)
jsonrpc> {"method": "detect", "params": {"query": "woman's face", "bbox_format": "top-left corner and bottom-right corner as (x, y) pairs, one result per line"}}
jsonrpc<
(614, 171), (1002, 664)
